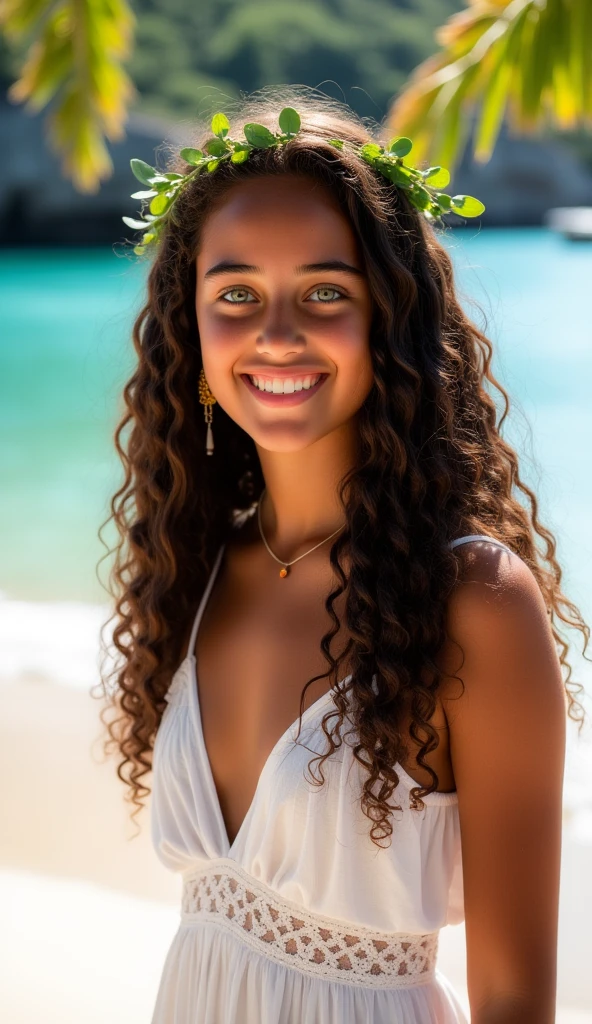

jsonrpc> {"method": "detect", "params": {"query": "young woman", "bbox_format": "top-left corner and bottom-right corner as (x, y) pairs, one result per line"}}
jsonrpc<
(101, 88), (588, 1023)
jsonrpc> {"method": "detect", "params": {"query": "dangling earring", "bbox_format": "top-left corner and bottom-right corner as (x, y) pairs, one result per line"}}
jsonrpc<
(198, 368), (217, 455)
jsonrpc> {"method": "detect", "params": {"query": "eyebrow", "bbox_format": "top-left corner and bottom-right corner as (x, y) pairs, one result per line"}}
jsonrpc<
(203, 259), (365, 279)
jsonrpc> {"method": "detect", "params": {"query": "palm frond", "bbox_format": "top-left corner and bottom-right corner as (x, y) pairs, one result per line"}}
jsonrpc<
(388, 0), (592, 171)
(1, 0), (136, 192)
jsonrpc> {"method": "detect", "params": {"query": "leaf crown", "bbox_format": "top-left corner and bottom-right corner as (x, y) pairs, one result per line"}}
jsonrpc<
(123, 107), (485, 254)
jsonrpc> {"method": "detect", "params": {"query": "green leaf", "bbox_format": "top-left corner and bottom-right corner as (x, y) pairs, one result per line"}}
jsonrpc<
(410, 184), (433, 210)
(278, 107), (301, 136)
(149, 193), (172, 216)
(122, 216), (150, 230)
(130, 158), (157, 186)
(360, 143), (382, 161)
(389, 137), (413, 158)
(231, 149), (250, 164)
(164, 172), (184, 180)
(433, 63), (480, 169)
(141, 232), (156, 244)
(328, 139), (344, 149)
(380, 163), (413, 188)
(211, 112), (230, 138)
(423, 166), (450, 188)
(180, 148), (204, 166)
(153, 178), (176, 192)
(450, 195), (485, 217)
(474, 5), (529, 161)
(205, 138), (228, 157)
(133, 246), (146, 256)
(243, 123), (277, 149)
(131, 189), (157, 200)
(436, 193), (452, 211)
(207, 159), (220, 172)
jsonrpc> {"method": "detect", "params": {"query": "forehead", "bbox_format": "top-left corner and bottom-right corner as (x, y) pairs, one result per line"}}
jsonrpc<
(196, 174), (360, 269)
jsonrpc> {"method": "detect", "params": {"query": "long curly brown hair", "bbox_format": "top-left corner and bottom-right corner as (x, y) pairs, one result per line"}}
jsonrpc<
(97, 85), (589, 847)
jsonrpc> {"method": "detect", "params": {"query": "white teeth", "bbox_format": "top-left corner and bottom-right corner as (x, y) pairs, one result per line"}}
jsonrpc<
(248, 374), (322, 393)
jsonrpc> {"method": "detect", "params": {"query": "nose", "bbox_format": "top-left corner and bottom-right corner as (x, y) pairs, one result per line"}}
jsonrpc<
(255, 297), (306, 358)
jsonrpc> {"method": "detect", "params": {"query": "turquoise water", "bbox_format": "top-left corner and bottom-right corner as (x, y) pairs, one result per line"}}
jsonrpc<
(1, 231), (591, 625)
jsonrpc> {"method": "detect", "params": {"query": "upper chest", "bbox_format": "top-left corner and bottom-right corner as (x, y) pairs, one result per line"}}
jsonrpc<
(186, 536), (455, 845)
(194, 540), (347, 758)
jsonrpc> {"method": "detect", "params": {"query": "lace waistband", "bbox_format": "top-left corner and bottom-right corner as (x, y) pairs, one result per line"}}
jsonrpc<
(181, 862), (439, 989)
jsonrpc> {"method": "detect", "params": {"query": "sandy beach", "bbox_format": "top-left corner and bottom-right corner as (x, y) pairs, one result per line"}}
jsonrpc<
(1, 676), (591, 1023)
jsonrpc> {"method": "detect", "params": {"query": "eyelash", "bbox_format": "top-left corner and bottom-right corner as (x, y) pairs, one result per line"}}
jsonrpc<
(218, 286), (347, 305)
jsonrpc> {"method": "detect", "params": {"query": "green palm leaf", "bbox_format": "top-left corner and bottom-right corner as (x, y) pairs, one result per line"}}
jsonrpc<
(388, 0), (592, 171)
(1, 0), (136, 192)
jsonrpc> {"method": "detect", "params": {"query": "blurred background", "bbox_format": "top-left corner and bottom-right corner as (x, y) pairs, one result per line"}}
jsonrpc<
(1, 1), (591, 1021)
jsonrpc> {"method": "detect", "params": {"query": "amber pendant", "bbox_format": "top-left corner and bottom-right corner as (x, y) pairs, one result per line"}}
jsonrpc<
(279, 566), (289, 578)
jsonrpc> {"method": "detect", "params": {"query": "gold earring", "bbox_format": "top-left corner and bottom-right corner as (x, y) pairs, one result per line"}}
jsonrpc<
(198, 368), (217, 455)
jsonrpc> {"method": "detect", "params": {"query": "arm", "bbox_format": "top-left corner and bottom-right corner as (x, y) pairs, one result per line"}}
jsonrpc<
(440, 544), (566, 1023)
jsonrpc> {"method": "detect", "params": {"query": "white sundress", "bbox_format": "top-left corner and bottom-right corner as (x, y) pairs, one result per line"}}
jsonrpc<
(150, 525), (515, 1023)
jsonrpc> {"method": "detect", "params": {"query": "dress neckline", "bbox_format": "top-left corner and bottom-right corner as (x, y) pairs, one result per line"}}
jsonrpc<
(189, 653), (339, 856)
(187, 540), (348, 855)
(183, 522), (502, 855)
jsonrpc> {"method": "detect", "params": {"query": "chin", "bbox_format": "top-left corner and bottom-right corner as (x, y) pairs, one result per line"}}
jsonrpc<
(248, 422), (328, 454)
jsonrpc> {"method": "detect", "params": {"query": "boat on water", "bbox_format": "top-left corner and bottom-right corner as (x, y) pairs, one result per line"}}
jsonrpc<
(546, 207), (592, 241)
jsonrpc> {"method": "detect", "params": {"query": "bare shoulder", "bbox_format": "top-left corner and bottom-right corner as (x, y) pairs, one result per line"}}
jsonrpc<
(448, 537), (547, 618)
(438, 539), (562, 719)
(436, 538), (567, 1010)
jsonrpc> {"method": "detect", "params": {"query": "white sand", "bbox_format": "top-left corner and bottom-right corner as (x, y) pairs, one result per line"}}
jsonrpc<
(1, 677), (591, 1022)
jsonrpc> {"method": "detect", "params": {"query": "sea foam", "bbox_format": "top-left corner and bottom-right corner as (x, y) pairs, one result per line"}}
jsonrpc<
(0, 593), (116, 691)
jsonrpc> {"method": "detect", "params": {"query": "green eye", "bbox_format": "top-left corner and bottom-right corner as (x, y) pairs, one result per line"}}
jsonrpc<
(221, 288), (256, 304)
(309, 287), (344, 303)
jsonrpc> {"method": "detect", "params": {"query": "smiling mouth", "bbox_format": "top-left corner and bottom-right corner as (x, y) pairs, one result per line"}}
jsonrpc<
(248, 373), (323, 394)
(241, 372), (328, 405)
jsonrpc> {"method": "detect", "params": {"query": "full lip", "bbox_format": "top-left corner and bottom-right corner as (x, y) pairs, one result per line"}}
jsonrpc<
(240, 370), (329, 406)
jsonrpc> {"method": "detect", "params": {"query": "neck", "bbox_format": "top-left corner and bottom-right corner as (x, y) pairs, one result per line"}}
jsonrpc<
(255, 421), (356, 549)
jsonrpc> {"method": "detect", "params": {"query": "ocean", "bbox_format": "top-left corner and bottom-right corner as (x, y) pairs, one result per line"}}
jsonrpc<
(1, 230), (591, 836)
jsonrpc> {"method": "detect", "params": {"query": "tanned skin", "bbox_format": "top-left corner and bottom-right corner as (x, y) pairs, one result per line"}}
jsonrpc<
(190, 173), (565, 1023)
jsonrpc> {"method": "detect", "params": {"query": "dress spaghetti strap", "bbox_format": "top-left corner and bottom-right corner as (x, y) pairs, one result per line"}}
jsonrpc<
(185, 544), (226, 661)
(185, 506), (257, 662)
(448, 533), (514, 553)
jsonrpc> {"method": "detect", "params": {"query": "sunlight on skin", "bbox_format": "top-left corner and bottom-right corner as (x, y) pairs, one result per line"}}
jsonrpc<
(194, 174), (375, 542)
(195, 174), (374, 456)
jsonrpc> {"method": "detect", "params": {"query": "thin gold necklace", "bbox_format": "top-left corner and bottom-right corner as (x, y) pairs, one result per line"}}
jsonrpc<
(257, 488), (345, 578)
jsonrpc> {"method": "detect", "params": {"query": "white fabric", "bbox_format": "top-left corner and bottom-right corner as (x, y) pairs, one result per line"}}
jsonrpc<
(150, 531), (514, 1022)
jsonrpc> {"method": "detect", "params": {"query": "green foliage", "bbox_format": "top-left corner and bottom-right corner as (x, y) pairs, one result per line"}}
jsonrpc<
(179, 148), (205, 165)
(124, 105), (485, 255)
(212, 112), (230, 137)
(124, 0), (462, 123)
(0, 0), (136, 192)
(4, 0), (590, 192)
(422, 166), (450, 188)
(389, 136), (412, 157)
(130, 158), (157, 186)
(0, 0), (463, 190)
(278, 106), (301, 136)
(243, 122), (277, 148)
(388, 0), (592, 170)
(205, 137), (229, 156)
